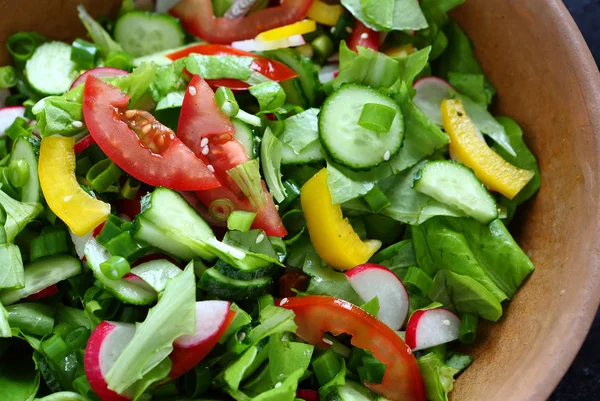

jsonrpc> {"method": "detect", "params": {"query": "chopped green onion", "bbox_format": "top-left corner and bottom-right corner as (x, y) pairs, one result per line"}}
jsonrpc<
(64, 326), (90, 351)
(0, 66), (17, 89)
(121, 177), (141, 200)
(23, 99), (36, 120)
(358, 352), (387, 384)
(29, 227), (70, 262)
(8, 158), (29, 188)
(75, 156), (94, 176)
(312, 348), (342, 387)
(183, 362), (214, 397)
(86, 159), (122, 193)
(6, 303), (55, 336)
(208, 198), (237, 222)
(72, 376), (93, 398)
(363, 186), (391, 213)
(104, 231), (148, 261)
(459, 313), (478, 345)
(7, 32), (45, 62)
(360, 296), (380, 316)
(403, 266), (433, 296)
(104, 50), (133, 71)
(215, 86), (240, 117)
(41, 334), (69, 362)
(0, 138), (7, 159)
(227, 210), (257, 232)
(312, 34), (334, 61)
(5, 117), (33, 141)
(96, 215), (126, 246)
(71, 39), (99, 70)
(236, 109), (262, 127)
(52, 322), (74, 338)
(358, 103), (397, 134)
(100, 255), (131, 280)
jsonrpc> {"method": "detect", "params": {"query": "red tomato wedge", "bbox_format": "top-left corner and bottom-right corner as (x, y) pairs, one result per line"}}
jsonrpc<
(276, 296), (426, 401)
(167, 44), (298, 91)
(170, 0), (313, 44)
(177, 75), (287, 237)
(348, 20), (380, 52)
(82, 76), (220, 191)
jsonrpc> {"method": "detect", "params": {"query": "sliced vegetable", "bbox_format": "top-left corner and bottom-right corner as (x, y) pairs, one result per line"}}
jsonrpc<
(405, 308), (461, 351)
(83, 76), (220, 191)
(307, 1), (344, 26)
(256, 20), (317, 42)
(39, 136), (110, 236)
(301, 169), (381, 271)
(440, 99), (535, 199)
(114, 11), (185, 57)
(277, 296), (426, 401)
(347, 20), (380, 52)
(25, 42), (78, 95)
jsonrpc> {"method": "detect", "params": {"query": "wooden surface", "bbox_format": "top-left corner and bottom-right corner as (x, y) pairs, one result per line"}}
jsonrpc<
(1, 1), (599, 400)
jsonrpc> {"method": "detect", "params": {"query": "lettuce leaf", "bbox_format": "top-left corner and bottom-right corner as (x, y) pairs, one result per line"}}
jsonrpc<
(186, 55), (254, 81)
(249, 81), (286, 111)
(0, 244), (25, 290)
(77, 5), (124, 57)
(105, 263), (196, 393)
(417, 352), (459, 401)
(32, 96), (85, 138)
(0, 349), (40, 401)
(260, 128), (287, 203)
(342, 0), (428, 31)
(0, 302), (10, 337)
(0, 189), (43, 243)
(281, 108), (320, 154)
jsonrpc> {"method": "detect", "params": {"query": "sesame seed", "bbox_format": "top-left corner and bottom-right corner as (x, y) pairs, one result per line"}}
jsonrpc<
(280, 297), (288, 305)
(383, 150), (391, 161)
(255, 233), (265, 244)
(346, 27), (353, 34)
(207, 165), (214, 172)
(275, 205), (279, 210)
(200, 137), (209, 147)
(188, 86), (197, 96)
(360, 33), (369, 39)
(322, 338), (333, 345)
(202, 146), (209, 155)
(72, 121), (83, 128)
(237, 332), (246, 341)
(442, 319), (451, 326)
(63, 195), (72, 202)
(275, 382), (281, 388)
(330, 27), (336, 34)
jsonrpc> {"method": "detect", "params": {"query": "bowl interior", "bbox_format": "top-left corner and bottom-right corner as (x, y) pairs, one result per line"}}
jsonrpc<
(1, 1), (599, 400)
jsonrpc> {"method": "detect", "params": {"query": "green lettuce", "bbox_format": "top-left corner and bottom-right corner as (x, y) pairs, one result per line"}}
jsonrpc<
(0, 302), (10, 337)
(370, 239), (417, 278)
(343, 0), (428, 32)
(260, 128), (287, 203)
(302, 254), (364, 305)
(417, 352), (459, 401)
(0, 349), (40, 401)
(0, 190), (43, 243)
(32, 96), (85, 137)
(77, 5), (124, 57)
(150, 59), (187, 102)
(334, 42), (400, 90)
(249, 81), (286, 111)
(0, 244), (25, 290)
(186, 55), (254, 80)
(106, 263), (196, 393)
(111, 62), (158, 110)
(227, 159), (267, 209)
(280, 108), (320, 154)
(268, 333), (314, 384)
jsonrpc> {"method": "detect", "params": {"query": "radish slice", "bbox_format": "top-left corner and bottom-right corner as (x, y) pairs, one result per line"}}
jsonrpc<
(174, 301), (231, 347)
(405, 308), (461, 351)
(345, 264), (410, 330)
(296, 389), (320, 401)
(413, 77), (455, 127)
(0, 106), (26, 137)
(25, 285), (59, 301)
(231, 35), (305, 52)
(70, 67), (129, 89)
(85, 321), (135, 401)
(319, 64), (339, 84)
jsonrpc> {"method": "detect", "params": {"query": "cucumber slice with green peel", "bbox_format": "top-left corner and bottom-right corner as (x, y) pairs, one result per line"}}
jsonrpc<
(132, 216), (197, 261)
(233, 119), (259, 159)
(84, 239), (157, 305)
(264, 48), (321, 106)
(26, 42), (78, 95)
(280, 78), (309, 108)
(319, 84), (404, 170)
(413, 161), (498, 224)
(213, 259), (279, 281)
(0, 254), (82, 305)
(10, 137), (40, 203)
(114, 11), (185, 57)
(199, 267), (273, 300)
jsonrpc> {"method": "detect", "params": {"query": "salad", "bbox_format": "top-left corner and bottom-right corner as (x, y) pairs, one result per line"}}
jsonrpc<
(0, 0), (541, 401)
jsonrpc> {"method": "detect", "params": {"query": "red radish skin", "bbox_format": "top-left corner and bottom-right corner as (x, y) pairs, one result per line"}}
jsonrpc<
(345, 264), (410, 330)
(85, 321), (135, 401)
(71, 68), (129, 89)
(25, 285), (59, 301)
(296, 389), (320, 401)
(0, 106), (26, 136)
(169, 301), (235, 378)
(405, 308), (461, 351)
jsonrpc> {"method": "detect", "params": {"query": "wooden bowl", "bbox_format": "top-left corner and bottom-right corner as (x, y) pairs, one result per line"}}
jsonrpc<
(1, 1), (599, 400)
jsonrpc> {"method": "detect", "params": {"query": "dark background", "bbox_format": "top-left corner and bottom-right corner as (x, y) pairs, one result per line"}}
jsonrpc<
(550, 1), (599, 399)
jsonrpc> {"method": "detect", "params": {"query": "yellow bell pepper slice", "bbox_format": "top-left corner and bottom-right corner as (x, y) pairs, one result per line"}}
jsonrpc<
(39, 136), (110, 236)
(441, 99), (535, 199)
(384, 44), (416, 58)
(256, 19), (317, 42)
(307, 1), (344, 26)
(301, 169), (382, 271)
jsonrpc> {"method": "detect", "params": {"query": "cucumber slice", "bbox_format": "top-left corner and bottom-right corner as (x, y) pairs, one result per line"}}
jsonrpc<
(323, 380), (377, 401)
(199, 267), (273, 300)
(213, 259), (279, 281)
(114, 11), (185, 57)
(319, 84), (404, 170)
(264, 48), (321, 106)
(129, 259), (182, 293)
(26, 42), (78, 95)
(84, 239), (157, 305)
(0, 254), (82, 305)
(132, 188), (216, 261)
(280, 78), (309, 108)
(233, 119), (259, 159)
(413, 161), (498, 224)
(10, 137), (40, 202)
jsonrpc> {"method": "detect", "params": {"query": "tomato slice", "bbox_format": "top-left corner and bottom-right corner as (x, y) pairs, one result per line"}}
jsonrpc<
(348, 20), (380, 52)
(276, 296), (426, 401)
(82, 76), (220, 191)
(167, 44), (298, 91)
(170, 0), (313, 44)
(177, 75), (287, 237)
